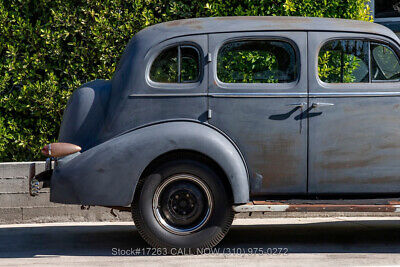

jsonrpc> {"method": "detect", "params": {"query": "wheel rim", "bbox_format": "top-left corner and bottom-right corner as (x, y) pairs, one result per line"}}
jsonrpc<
(152, 174), (213, 235)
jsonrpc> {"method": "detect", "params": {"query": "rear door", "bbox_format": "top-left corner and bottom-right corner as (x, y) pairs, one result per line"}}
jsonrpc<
(308, 32), (400, 194)
(208, 32), (308, 196)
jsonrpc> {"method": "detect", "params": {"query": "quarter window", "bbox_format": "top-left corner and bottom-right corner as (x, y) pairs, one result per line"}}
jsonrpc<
(150, 45), (200, 83)
(371, 43), (400, 81)
(318, 39), (400, 83)
(217, 40), (298, 83)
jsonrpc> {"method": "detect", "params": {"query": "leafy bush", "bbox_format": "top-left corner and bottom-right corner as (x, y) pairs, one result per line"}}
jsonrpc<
(217, 40), (294, 83)
(0, 0), (372, 161)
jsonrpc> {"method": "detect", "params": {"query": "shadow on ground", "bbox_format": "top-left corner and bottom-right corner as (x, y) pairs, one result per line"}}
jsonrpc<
(1, 220), (400, 258)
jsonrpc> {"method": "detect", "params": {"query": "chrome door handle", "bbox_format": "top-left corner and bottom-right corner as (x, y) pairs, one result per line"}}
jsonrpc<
(312, 102), (334, 108)
(287, 102), (306, 108)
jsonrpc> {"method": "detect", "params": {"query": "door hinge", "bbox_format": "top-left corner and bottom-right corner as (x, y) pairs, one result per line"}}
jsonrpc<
(207, 109), (212, 119)
(207, 53), (212, 63)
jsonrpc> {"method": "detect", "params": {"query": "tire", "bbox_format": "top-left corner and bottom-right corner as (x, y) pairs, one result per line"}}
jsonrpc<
(132, 159), (234, 251)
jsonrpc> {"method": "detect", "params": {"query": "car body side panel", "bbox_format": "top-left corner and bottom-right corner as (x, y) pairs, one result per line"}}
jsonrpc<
(50, 121), (249, 206)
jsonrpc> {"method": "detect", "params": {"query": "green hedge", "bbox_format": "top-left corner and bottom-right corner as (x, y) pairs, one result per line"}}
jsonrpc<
(0, 0), (372, 161)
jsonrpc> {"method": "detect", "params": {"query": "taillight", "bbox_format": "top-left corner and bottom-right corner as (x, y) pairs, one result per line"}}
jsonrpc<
(41, 143), (81, 157)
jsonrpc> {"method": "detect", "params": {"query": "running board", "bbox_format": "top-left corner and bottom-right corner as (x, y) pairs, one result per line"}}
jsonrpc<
(233, 201), (400, 213)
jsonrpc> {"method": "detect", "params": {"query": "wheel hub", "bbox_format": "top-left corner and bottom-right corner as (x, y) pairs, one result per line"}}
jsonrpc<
(152, 174), (213, 235)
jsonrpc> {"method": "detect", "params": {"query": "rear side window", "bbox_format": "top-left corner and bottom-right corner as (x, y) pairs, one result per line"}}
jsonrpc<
(318, 40), (369, 83)
(318, 39), (400, 83)
(217, 40), (298, 83)
(150, 45), (200, 83)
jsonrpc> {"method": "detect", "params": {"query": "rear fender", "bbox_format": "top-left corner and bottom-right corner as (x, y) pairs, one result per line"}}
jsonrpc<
(58, 79), (111, 151)
(50, 121), (249, 206)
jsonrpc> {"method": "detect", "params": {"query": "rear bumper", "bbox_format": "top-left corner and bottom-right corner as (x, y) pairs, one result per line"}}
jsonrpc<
(29, 158), (53, 196)
(29, 154), (82, 204)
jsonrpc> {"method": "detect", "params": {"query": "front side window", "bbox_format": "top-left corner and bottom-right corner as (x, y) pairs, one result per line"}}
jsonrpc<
(318, 40), (369, 83)
(318, 39), (400, 83)
(371, 43), (400, 81)
(217, 40), (298, 83)
(150, 45), (200, 83)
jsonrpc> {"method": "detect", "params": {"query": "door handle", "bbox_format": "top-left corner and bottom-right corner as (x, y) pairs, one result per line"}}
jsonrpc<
(312, 102), (334, 108)
(287, 102), (306, 108)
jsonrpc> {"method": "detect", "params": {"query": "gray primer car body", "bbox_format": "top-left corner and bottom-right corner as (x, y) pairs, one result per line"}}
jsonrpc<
(51, 16), (400, 206)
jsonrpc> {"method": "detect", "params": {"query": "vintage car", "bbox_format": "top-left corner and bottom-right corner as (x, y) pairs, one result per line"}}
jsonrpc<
(30, 16), (400, 250)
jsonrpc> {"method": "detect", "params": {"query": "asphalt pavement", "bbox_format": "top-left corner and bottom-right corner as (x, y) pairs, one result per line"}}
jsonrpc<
(1, 217), (400, 266)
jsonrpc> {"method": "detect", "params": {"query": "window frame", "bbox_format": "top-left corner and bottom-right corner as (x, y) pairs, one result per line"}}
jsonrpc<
(215, 37), (301, 88)
(317, 37), (400, 85)
(146, 42), (203, 88)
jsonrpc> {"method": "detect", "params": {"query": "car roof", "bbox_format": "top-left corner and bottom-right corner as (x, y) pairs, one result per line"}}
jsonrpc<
(137, 16), (399, 44)
(112, 16), (400, 95)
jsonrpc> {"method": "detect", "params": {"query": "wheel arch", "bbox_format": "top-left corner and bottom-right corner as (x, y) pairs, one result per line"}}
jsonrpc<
(137, 149), (235, 202)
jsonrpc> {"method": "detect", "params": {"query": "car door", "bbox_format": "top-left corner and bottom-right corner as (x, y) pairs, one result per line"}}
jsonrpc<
(208, 32), (308, 195)
(308, 32), (400, 194)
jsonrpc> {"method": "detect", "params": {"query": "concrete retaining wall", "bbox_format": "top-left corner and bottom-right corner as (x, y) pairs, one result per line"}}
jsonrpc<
(0, 162), (131, 224)
(1, 162), (400, 224)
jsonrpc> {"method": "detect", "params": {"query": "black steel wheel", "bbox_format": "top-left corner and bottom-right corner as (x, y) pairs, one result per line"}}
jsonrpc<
(132, 159), (234, 251)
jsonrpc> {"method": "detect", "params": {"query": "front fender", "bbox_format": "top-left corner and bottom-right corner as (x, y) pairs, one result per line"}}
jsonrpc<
(50, 121), (249, 206)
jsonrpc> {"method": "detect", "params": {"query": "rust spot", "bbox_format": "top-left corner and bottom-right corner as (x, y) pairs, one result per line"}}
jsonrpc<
(259, 135), (302, 190)
(285, 204), (396, 212)
(379, 142), (400, 150)
(316, 175), (400, 186)
(321, 144), (372, 157)
(366, 176), (399, 184)
(247, 201), (400, 212)
(214, 16), (311, 24)
(215, 16), (272, 21)
(164, 19), (203, 30)
(318, 156), (382, 170)
(253, 200), (285, 205)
